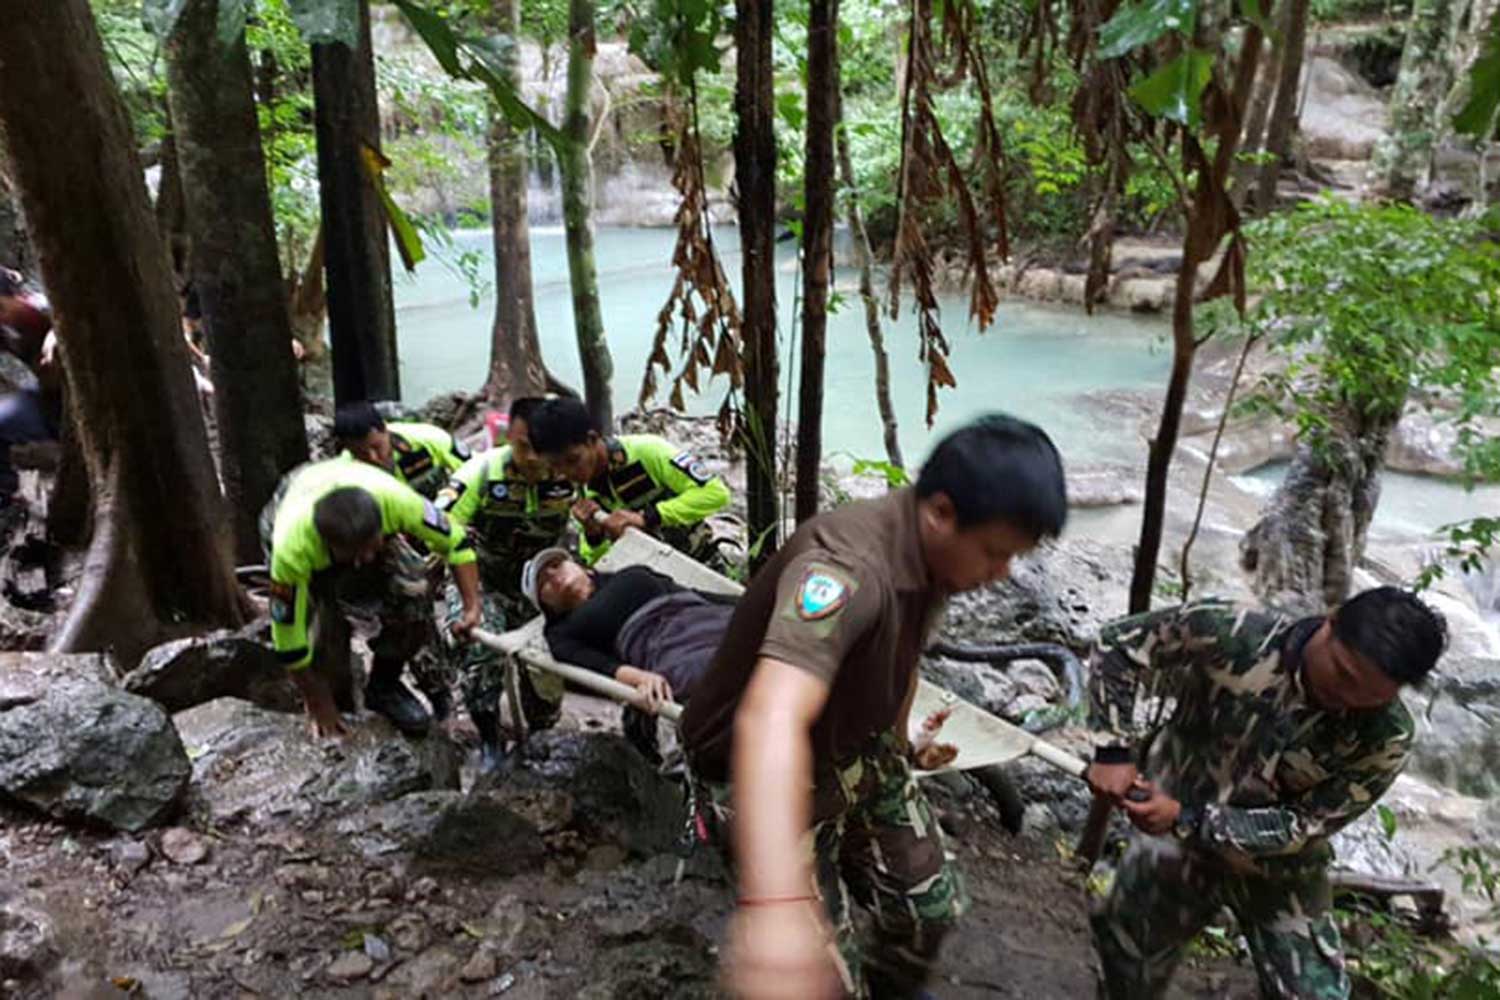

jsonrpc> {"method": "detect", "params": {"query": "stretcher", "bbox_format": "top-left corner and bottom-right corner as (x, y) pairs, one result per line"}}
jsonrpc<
(470, 528), (1087, 780)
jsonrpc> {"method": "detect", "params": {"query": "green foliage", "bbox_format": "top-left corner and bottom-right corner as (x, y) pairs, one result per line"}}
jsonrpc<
(1098, 0), (1212, 124)
(1098, 0), (1196, 60)
(1377, 804), (1398, 841)
(1242, 198), (1500, 451)
(1341, 846), (1500, 998)
(1129, 49), (1213, 127)
(626, 0), (726, 90)
(850, 457), (910, 487)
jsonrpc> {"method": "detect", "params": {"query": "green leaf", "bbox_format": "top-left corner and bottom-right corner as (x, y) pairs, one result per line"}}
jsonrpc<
(286, 0), (359, 48)
(1378, 803), (1398, 840)
(392, 0), (569, 158)
(358, 144), (426, 273)
(1098, 0), (1197, 60)
(1454, 8), (1500, 138)
(1128, 49), (1212, 127)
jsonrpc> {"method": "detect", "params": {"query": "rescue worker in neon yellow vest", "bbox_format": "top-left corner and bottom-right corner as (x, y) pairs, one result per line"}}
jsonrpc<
(330, 401), (473, 722)
(431, 396), (574, 770)
(334, 401), (471, 499)
(266, 455), (482, 738)
(526, 396), (731, 565)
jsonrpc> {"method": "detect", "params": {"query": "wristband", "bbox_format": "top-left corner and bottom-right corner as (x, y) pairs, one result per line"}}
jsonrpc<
(1092, 745), (1133, 765)
(738, 894), (817, 907)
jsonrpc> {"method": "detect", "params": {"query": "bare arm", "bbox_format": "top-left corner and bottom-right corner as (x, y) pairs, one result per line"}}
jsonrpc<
(732, 656), (831, 900)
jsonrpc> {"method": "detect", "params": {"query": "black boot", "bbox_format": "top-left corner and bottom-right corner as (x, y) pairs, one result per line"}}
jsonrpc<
(471, 709), (508, 777)
(365, 660), (431, 737)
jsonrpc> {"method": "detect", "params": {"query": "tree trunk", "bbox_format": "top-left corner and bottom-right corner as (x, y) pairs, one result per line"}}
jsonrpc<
(1373, 0), (1460, 199)
(0, 155), (36, 274)
(312, 0), (400, 406)
(47, 398), (91, 548)
(167, 0), (309, 565)
(560, 0), (614, 430)
(795, 0), (839, 524)
(1253, 0), (1309, 215)
(155, 111), (190, 277)
(482, 0), (549, 406)
(1234, 0), (1281, 206)
(835, 77), (902, 471)
(1240, 408), (1397, 613)
(0, 0), (246, 662)
(735, 0), (780, 566)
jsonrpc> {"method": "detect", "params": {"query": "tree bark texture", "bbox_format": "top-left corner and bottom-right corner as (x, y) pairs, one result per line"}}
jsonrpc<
(795, 0), (839, 524)
(735, 0), (780, 566)
(1373, 0), (1460, 199)
(167, 0), (309, 564)
(155, 113), (190, 276)
(561, 0), (614, 430)
(1240, 409), (1396, 613)
(482, 0), (549, 405)
(0, 0), (246, 661)
(312, 0), (399, 406)
(0, 156), (36, 274)
(1253, 0), (1308, 215)
(836, 77), (902, 471)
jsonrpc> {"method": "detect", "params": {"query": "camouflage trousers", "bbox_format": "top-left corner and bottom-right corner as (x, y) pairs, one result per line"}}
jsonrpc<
(1092, 836), (1349, 1000)
(708, 730), (969, 998)
(417, 578), (563, 733)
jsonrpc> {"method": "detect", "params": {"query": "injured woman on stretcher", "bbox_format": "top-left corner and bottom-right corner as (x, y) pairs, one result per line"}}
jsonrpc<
(522, 546), (957, 769)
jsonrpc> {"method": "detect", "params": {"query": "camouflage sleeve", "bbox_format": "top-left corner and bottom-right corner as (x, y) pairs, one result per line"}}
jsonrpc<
(1087, 598), (1239, 752)
(1191, 727), (1413, 857)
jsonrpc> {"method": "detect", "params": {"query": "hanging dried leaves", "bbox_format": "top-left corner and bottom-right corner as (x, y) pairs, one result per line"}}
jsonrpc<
(638, 90), (744, 438)
(889, 0), (1011, 426)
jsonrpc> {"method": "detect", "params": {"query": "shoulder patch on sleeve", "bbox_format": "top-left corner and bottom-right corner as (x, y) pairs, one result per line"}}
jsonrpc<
(422, 497), (451, 534)
(269, 581), (297, 624)
(671, 451), (713, 486)
(796, 565), (853, 621)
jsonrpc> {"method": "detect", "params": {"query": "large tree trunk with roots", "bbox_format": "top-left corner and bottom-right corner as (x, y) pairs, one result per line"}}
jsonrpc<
(835, 79), (902, 471)
(1373, 0), (1460, 199)
(0, 157), (36, 274)
(0, 0), (246, 662)
(312, 0), (400, 406)
(167, 0), (309, 565)
(1240, 409), (1397, 614)
(1253, 0), (1309, 215)
(482, 0), (549, 406)
(561, 0), (614, 430)
(735, 0), (780, 566)
(795, 0), (839, 524)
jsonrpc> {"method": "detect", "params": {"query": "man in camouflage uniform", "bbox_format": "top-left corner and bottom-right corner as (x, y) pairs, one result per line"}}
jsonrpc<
(433, 397), (574, 769)
(682, 414), (1069, 998)
(1084, 587), (1448, 1000)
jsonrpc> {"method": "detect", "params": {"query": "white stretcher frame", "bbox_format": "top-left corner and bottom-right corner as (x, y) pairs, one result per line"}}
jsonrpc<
(471, 529), (1087, 779)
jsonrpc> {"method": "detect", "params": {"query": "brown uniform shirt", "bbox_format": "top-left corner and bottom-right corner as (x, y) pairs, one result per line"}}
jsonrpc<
(681, 488), (943, 785)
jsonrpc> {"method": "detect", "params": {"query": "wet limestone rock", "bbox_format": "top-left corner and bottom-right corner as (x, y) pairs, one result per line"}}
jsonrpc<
(0, 653), (190, 832)
(122, 624), (300, 714)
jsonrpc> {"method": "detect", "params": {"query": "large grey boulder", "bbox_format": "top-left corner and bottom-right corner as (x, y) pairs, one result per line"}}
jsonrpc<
(122, 624), (299, 714)
(0, 653), (190, 831)
(336, 790), (546, 874)
(173, 697), (461, 827)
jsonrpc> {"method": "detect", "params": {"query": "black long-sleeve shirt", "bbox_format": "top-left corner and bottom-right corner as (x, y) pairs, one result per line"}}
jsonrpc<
(543, 565), (686, 677)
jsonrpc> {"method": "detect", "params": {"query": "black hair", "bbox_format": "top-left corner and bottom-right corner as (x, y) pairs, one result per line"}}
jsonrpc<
(509, 396), (547, 426)
(1333, 586), (1447, 686)
(529, 396), (600, 456)
(916, 413), (1067, 540)
(333, 401), (386, 447)
(313, 487), (383, 553)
